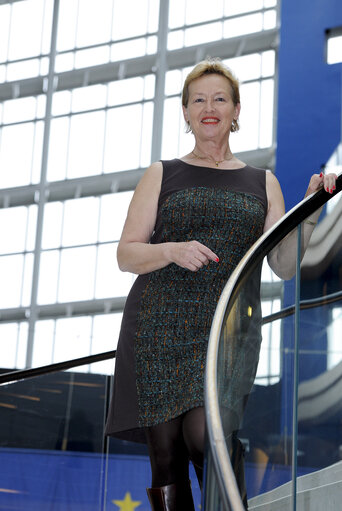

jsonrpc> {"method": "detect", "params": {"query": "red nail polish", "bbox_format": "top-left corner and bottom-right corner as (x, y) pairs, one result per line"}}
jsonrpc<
(215, 257), (219, 262)
(320, 172), (323, 177)
(333, 185), (336, 190)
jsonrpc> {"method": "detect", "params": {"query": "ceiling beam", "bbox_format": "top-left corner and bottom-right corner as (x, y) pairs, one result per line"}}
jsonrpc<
(0, 29), (278, 102)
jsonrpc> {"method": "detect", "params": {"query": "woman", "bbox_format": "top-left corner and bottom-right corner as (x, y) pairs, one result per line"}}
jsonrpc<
(105, 58), (337, 510)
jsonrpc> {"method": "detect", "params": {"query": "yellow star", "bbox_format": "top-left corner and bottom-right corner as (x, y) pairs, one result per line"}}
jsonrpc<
(112, 491), (142, 511)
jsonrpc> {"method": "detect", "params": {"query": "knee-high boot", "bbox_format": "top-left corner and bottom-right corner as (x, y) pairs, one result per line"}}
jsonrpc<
(231, 437), (248, 510)
(146, 481), (195, 511)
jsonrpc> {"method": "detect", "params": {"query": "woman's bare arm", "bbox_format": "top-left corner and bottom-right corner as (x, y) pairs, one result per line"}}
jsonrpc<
(117, 162), (219, 274)
(265, 171), (337, 280)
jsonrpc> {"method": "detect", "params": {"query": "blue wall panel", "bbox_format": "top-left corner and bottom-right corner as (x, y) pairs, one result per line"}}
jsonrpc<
(276, 0), (342, 210)
(277, 0), (342, 437)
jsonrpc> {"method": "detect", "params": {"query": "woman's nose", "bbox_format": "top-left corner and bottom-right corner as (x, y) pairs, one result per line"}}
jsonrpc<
(205, 99), (215, 111)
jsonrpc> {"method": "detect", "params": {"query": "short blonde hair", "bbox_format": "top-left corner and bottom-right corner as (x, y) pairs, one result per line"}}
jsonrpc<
(182, 57), (240, 133)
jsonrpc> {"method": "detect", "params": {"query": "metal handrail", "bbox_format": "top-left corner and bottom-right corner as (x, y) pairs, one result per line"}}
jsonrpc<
(1, 289), (340, 387)
(0, 349), (116, 385)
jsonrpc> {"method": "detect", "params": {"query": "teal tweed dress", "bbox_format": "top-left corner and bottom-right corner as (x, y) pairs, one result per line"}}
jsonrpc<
(105, 159), (267, 443)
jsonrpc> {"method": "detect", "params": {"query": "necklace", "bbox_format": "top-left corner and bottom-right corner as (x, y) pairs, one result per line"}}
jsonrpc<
(192, 150), (233, 167)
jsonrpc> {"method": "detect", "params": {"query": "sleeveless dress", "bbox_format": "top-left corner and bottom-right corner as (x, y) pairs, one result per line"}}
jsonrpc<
(105, 159), (267, 443)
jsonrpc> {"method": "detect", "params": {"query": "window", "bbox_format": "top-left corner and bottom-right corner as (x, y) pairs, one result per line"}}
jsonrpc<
(0, 0), (278, 372)
(326, 27), (342, 65)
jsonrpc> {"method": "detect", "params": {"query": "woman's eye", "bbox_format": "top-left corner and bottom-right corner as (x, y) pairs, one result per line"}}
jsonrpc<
(194, 98), (204, 103)
(216, 97), (225, 102)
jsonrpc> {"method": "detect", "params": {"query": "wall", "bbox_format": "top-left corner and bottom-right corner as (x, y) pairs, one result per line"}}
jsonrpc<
(276, 0), (342, 210)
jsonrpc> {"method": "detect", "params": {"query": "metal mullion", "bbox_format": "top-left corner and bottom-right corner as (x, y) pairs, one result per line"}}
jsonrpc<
(26, 0), (60, 368)
(100, 84), (110, 177)
(0, 117), (46, 128)
(73, 0), (80, 69)
(19, 207), (30, 308)
(55, 32), (158, 57)
(54, 200), (65, 304)
(0, 53), (49, 67)
(3, 1), (12, 81)
(92, 197), (101, 300)
(151, 0), (169, 162)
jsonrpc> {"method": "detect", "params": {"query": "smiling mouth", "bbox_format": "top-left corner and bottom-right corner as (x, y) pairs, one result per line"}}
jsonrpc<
(201, 117), (220, 124)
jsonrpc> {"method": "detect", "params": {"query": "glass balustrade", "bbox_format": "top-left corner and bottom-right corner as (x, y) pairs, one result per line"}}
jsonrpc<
(205, 178), (342, 510)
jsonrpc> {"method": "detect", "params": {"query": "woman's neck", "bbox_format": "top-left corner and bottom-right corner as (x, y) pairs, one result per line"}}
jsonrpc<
(192, 142), (233, 166)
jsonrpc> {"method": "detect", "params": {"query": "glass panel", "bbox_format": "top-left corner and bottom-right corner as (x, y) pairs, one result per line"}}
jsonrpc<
(0, 5), (10, 63)
(47, 116), (70, 182)
(37, 250), (60, 305)
(0, 254), (24, 308)
(0, 207), (27, 254)
(110, 38), (148, 61)
(67, 111), (105, 179)
(223, 13), (263, 38)
(3, 97), (37, 124)
(61, 197), (99, 247)
(42, 202), (64, 250)
(327, 35), (342, 64)
(0, 124), (34, 189)
(53, 316), (92, 364)
(112, 0), (150, 40)
(6, 59), (40, 81)
(72, 84), (107, 113)
(224, 0), (263, 16)
(32, 319), (55, 367)
(0, 360), (110, 511)
(90, 313), (122, 374)
(98, 192), (133, 242)
(76, 0), (112, 48)
(104, 105), (142, 172)
(295, 211), (342, 507)
(8, 0), (46, 61)
(185, 0), (224, 24)
(58, 246), (97, 302)
(230, 82), (260, 153)
(184, 22), (223, 47)
(108, 77), (145, 107)
(0, 322), (28, 370)
(75, 46), (110, 69)
(168, 0), (186, 29)
(57, 0), (79, 52)
(213, 233), (298, 508)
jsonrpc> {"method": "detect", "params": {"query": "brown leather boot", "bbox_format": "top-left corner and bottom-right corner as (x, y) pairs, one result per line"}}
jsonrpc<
(146, 481), (195, 511)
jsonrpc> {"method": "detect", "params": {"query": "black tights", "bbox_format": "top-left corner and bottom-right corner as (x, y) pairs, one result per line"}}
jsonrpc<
(145, 407), (205, 488)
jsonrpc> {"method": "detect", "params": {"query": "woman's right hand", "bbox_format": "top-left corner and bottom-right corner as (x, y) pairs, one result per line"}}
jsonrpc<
(167, 240), (219, 272)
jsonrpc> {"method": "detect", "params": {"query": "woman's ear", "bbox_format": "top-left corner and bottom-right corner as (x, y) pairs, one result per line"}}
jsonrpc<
(234, 102), (241, 120)
(182, 104), (189, 122)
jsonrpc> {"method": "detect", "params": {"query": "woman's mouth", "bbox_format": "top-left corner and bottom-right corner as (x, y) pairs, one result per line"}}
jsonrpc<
(201, 117), (220, 124)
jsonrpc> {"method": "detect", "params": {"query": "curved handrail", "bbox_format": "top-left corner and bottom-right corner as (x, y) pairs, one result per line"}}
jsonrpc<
(262, 289), (342, 325)
(0, 349), (116, 385)
(204, 174), (342, 510)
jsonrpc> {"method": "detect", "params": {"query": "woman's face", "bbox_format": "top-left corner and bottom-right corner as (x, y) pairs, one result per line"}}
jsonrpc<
(183, 73), (240, 143)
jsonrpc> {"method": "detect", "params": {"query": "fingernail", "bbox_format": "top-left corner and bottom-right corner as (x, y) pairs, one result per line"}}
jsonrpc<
(320, 172), (323, 177)
(330, 188), (333, 193)
(215, 257), (219, 262)
(333, 185), (336, 190)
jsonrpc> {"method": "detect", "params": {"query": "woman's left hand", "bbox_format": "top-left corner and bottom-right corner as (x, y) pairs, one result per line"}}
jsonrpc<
(305, 171), (338, 197)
